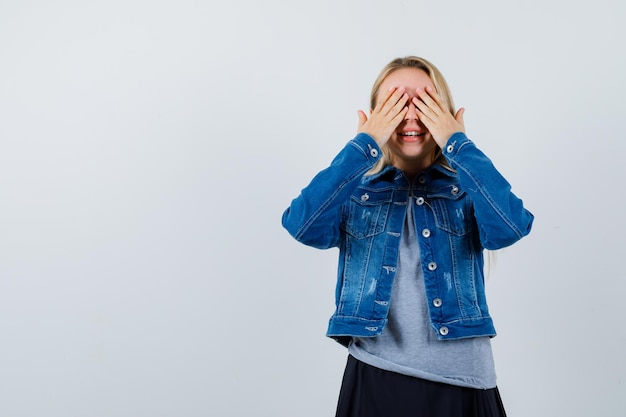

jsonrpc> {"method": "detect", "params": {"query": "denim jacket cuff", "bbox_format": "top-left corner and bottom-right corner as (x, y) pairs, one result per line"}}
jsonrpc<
(349, 132), (383, 163)
(442, 131), (471, 157)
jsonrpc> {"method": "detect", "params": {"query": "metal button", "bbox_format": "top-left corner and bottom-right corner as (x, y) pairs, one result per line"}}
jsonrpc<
(427, 262), (437, 271)
(439, 326), (449, 336)
(418, 176), (426, 184)
(433, 298), (442, 307)
(451, 186), (459, 195)
(446, 144), (454, 153)
(422, 229), (431, 238)
(370, 148), (378, 157)
(360, 193), (369, 201)
(415, 197), (425, 206)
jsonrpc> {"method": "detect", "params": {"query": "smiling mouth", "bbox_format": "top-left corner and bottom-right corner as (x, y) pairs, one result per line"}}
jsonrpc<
(398, 131), (425, 141)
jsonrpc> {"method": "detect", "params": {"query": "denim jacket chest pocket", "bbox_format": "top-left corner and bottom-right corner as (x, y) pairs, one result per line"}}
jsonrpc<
(427, 185), (475, 236)
(344, 188), (393, 239)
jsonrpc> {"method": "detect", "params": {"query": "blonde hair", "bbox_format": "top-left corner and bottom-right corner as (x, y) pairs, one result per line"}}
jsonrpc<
(367, 56), (456, 175)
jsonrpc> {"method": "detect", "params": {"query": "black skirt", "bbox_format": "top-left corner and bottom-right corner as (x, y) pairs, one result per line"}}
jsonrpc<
(336, 355), (507, 417)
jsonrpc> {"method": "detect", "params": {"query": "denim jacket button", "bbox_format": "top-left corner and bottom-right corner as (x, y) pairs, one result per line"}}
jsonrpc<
(433, 298), (442, 307)
(451, 186), (459, 195)
(415, 197), (425, 206)
(439, 326), (449, 336)
(422, 229), (431, 238)
(427, 262), (437, 271)
(369, 148), (378, 157)
(360, 193), (369, 201)
(418, 176), (426, 184)
(446, 144), (454, 153)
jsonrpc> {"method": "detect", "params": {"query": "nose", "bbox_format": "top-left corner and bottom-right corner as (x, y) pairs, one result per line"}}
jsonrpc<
(405, 102), (419, 120)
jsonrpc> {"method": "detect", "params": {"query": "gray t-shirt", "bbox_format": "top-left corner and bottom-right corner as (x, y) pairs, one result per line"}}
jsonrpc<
(349, 201), (497, 389)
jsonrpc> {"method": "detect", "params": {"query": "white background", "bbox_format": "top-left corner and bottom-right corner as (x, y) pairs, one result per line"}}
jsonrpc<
(1, 1), (625, 416)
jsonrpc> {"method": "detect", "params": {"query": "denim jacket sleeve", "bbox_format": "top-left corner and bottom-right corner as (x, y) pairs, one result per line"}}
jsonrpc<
(443, 132), (534, 250)
(282, 133), (382, 249)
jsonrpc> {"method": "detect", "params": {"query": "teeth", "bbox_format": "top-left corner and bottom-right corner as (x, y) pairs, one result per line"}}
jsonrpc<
(402, 132), (421, 136)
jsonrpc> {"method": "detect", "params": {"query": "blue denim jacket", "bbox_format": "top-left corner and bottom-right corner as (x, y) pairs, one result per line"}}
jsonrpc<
(282, 132), (533, 346)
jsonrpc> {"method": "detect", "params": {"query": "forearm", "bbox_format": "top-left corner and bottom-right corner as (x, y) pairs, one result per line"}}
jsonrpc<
(282, 133), (381, 249)
(443, 132), (534, 249)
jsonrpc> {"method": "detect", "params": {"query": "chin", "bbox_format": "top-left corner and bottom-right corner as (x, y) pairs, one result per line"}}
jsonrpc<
(400, 143), (434, 155)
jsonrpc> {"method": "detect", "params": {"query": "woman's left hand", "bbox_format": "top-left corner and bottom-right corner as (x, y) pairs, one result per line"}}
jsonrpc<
(412, 87), (465, 148)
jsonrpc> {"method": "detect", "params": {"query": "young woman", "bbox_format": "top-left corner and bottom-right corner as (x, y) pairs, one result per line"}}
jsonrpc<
(282, 56), (533, 417)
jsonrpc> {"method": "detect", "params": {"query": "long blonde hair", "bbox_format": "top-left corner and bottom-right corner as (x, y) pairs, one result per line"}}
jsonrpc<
(367, 56), (456, 175)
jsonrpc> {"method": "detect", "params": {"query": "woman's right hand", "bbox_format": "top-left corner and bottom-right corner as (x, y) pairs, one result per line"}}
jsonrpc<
(357, 87), (408, 147)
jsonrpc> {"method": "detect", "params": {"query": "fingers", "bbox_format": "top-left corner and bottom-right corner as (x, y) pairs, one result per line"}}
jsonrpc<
(455, 107), (466, 130)
(357, 86), (409, 145)
(356, 110), (368, 130)
(390, 104), (409, 127)
(411, 87), (465, 146)
(412, 87), (442, 122)
(376, 86), (409, 118)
